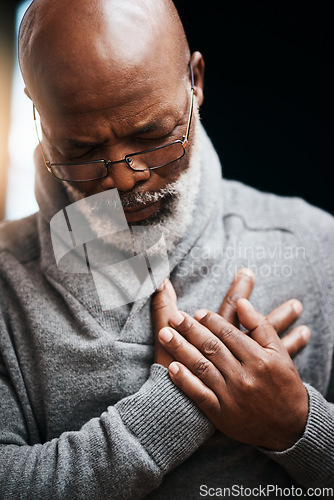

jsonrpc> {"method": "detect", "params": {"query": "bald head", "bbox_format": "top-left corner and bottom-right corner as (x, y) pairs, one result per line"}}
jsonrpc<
(19, 0), (190, 112)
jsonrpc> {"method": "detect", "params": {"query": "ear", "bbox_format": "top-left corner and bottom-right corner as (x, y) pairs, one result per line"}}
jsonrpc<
(190, 51), (205, 106)
(24, 87), (32, 100)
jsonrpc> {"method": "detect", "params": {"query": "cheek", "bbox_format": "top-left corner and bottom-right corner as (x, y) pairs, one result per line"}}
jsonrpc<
(65, 180), (99, 199)
(151, 152), (190, 182)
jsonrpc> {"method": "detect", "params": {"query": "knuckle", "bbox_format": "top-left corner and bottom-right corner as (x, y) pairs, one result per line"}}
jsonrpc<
(224, 294), (241, 308)
(217, 325), (236, 341)
(179, 316), (196, 339)
(238, 369), (258, 393)
(259, 317), (271, 329)
(201, 313), (237, 341)
(235, 371), (251, 392)
(193, 357), (211, 376)
(151, 295), (169, 313)
(254, 352), (279, 375)
(242, 375), (256, 392)
(201, 337), (221, 357)
(255, 356), (270, 373)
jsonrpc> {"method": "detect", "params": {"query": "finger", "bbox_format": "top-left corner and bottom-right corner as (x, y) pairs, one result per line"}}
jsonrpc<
(168, 362), (221, 416)
(151, 279), (178, 366)
(193, 309), (262, 361)
(267, 299), (303, 334)
(159, 326), (226, 388)
(281, 326), (311, 357)
(218, 268), (256, 326)
(169, 311), (241, 369)
(236, 298), (279, 348)
(151, 278), (178, 335)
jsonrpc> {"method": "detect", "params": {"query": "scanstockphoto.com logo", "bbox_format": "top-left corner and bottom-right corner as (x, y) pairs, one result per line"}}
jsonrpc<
(199, 484), (334, 497)
(50, 189), (169, 311)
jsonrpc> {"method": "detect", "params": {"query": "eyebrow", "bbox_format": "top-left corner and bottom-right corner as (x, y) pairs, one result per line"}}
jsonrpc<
(63, 111), (184, 151)
(132, 121), (164, 134)
(64, 122), (174, 149)
(132, 117), (183, 136)
(65, 139), (101, 149)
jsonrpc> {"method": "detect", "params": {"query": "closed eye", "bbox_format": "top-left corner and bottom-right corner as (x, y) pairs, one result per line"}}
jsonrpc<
(64, 146), (98, 162)
(134, 123), (183, 145)
(60, 122), (183, 161)
(134, 134), (173, 146)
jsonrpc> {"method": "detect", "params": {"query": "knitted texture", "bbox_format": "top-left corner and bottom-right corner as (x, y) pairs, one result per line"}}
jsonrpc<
(0, 126), (333, 498)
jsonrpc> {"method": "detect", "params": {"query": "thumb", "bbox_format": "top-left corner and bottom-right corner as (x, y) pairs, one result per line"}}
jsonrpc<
(151, 279), (178, 367)
(151, 279), (178, 336)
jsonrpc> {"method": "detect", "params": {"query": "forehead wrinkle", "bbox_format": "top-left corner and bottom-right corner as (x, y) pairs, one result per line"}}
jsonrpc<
(35, 53), (182, 120)
(110, 85), (188, 137)
(62, 77), (187, 133)
(48, 95), (186, 151)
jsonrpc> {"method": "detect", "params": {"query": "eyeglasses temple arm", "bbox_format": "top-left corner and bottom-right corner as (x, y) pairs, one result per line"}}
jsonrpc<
(33, 104), (51, 172)
(183, 62), (195, 148)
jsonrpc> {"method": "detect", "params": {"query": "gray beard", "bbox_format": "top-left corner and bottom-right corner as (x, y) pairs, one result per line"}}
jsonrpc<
(65, 110), (201, 256)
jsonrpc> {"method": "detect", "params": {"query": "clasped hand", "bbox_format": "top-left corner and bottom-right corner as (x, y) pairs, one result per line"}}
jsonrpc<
(151, 269), (310, 451)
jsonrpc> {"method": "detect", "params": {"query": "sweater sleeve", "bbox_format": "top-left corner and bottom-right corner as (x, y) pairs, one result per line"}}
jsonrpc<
(260, 383), (334, 488)
(259, 197), (334, 488)
(0, 361), (214, 500)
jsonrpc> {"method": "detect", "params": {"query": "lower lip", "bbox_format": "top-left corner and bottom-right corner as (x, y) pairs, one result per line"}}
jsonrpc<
(124, 199), (163, 222)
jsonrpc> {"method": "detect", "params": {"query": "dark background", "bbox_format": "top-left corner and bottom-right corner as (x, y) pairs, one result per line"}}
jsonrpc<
(173, 1), (333, 215)
(0, 1), (333, 219)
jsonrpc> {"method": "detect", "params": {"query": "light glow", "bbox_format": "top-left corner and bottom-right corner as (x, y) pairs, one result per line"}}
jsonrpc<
(5, 0), (38, 220)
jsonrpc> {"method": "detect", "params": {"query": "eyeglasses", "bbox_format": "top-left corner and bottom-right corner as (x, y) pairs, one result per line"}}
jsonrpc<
(33, 62), (195, 182)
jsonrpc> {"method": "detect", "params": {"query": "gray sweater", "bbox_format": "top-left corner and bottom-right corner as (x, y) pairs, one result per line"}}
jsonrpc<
(0, 126), (333, 499)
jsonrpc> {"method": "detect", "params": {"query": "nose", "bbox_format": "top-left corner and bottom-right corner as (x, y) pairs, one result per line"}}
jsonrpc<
(99, 159), (151, 192)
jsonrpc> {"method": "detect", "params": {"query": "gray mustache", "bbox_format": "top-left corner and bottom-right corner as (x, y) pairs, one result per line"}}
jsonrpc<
(119, 184), (179, 208)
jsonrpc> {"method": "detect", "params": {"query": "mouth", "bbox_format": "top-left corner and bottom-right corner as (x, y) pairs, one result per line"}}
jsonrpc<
(123, 199), (163, 222)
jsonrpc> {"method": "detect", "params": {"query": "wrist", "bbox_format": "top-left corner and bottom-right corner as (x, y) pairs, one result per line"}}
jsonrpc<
(264, 386), (309, 452)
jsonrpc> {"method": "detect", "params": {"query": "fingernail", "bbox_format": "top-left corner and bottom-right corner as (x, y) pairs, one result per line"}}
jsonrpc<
(236, 267), (256, 281)
(169, 311), (185, 326)
(195, 309), (207, 320)
(169, 362), (179, 375)
(292, 300), (303, 315)
(299, 326), (311, 341)
(159, 327), (174, 343)
(238, 298), (254, 309)
(157, 279), (168, 291)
